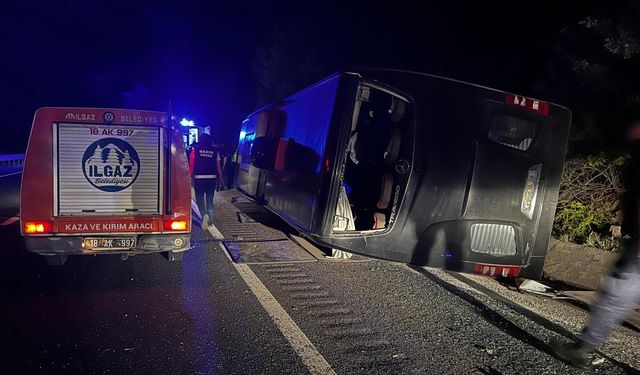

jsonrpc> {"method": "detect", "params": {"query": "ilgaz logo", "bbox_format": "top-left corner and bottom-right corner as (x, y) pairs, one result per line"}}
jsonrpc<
(82, 138), (140, 192)
(65, 113), (97, 121)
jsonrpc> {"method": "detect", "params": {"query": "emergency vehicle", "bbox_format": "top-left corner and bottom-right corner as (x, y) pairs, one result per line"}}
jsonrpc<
(21, 108), (192, 265)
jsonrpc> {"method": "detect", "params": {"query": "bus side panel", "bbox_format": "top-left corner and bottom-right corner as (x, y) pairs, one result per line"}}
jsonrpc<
(261, 76), (341, 231)
(21, 108), (57, 230)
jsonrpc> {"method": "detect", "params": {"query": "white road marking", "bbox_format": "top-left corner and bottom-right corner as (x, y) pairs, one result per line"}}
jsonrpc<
(0, 171), (22, 178)
(0, 215), (19, 226)
(216, 233), (235, 263)
(206, 224), (224, 240)
(215, 241), (336, 375)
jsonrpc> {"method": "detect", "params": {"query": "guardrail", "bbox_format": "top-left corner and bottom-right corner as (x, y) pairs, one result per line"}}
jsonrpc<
(0, 154), (24, 169)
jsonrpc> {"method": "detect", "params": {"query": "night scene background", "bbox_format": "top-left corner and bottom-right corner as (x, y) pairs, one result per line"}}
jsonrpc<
(2, 0), (639, 155)
(2, 2), (640, 373)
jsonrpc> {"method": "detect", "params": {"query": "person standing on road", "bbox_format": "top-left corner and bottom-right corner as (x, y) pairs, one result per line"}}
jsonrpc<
(551, 122), (640, 369)
(190, 132), (225, 228)
(222, 148), (237, 190)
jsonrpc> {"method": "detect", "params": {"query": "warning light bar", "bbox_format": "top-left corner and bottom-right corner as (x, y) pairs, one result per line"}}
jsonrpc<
(180, 118), (194, 127)
(24, 221), (52, 234)
(506, 94), (549, 116)
(164, 220), (188, 231)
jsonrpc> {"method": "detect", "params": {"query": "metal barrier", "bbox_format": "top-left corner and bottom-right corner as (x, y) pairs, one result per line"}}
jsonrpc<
(0, 154), (25, 169)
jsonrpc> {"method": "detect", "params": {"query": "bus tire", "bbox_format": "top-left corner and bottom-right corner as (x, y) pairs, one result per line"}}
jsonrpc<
(164, 251), (184, 262)
(44, 254), (68, 266)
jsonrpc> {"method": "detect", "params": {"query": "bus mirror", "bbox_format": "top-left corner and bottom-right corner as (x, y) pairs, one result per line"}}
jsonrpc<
(250, 136), (278, 169)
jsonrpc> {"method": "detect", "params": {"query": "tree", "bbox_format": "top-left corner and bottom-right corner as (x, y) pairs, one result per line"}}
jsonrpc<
(252, 28), (327, 106)
(544, 0), (640, 155)
(543, 1), (640, 250)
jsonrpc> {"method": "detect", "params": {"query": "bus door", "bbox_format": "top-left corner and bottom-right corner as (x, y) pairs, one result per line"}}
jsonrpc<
(333, 84), (413, 234)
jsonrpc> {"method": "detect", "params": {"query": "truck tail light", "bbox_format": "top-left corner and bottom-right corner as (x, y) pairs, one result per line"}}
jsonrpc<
(24, 221), (52, 234)
(164, 220), (187, 231)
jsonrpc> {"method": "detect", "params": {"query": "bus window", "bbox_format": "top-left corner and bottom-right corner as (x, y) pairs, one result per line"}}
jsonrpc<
(488, 114), (538, 151)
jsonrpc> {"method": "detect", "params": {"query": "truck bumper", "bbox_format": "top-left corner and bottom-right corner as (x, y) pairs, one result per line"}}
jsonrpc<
(23, 234), (191, 256)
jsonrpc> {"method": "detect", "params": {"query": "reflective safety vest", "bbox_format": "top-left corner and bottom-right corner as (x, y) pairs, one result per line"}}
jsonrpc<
(190, 144), (219, 178)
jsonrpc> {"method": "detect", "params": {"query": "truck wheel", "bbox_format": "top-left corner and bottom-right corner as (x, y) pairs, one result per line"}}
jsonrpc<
(44, 254), (68, 266)
(163, 251), (184, 262)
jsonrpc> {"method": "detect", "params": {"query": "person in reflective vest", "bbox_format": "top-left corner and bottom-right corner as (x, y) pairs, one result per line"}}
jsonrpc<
(189, 133), (225, 228)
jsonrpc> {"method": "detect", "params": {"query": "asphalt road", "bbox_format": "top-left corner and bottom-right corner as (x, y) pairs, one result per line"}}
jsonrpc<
(0, 225), (307, 375)
(0, 187), (638, 374)
(0, 168), (21, 222)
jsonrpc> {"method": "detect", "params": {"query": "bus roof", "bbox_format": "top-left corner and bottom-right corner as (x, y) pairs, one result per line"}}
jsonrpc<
(244, 69), (570, 119)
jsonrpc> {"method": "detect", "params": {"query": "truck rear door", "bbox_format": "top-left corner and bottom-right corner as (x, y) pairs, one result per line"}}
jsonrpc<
(54, 123), (162, 216)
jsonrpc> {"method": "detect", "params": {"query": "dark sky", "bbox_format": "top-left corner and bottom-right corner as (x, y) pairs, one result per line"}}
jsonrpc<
(1, 0), (590, 153)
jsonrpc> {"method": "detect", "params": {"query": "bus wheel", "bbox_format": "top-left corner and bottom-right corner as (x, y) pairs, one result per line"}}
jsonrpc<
(163, 251), (184, 262)
(44, 254), (68, 266)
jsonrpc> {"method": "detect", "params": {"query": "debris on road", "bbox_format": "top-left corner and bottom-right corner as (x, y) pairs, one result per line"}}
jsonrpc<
(516, 278), (555, 297)
(592, 357), (606, 366)
(474, 344), (497, 356)
(512, 280), (640, 330)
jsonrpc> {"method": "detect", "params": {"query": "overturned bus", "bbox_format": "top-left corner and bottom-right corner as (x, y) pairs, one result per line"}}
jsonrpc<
(236, 69), (571, 279)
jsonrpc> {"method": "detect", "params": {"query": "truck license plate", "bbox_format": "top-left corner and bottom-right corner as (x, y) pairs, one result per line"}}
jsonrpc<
(83, 237), (136, 250)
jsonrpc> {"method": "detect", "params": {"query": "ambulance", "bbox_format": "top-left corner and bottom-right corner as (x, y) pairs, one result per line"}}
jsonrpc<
(20, 108), (192, 265)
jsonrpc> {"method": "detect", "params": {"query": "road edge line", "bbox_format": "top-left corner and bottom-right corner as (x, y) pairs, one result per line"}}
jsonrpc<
(206, 224), (225, 240)
(216, 242), (336, 375)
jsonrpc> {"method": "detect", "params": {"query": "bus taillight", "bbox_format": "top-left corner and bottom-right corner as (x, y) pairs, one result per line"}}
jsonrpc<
(474, 263), (521, 278)
(24, 221), (52, 234)
(506, 94), (549, 116)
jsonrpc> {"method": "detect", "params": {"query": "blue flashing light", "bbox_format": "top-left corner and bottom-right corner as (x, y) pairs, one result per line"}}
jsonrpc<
(180, 118), (195, 127)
